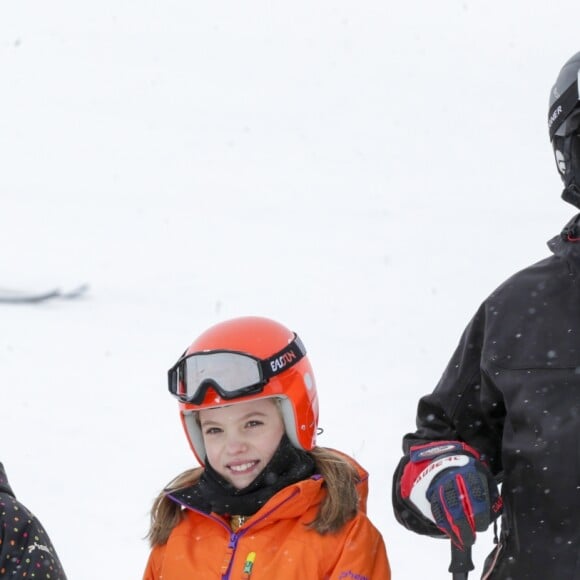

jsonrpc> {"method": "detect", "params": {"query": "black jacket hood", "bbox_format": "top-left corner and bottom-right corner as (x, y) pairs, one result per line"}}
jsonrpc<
(0, 462), (15, 497)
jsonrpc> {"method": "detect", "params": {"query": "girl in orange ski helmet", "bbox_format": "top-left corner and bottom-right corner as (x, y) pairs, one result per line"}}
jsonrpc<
(145, 316), (391, 580)
(167, 316), (319, 465)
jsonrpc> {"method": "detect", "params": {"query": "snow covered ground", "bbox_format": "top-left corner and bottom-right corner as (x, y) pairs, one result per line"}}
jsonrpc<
(1, 2), (579, 578)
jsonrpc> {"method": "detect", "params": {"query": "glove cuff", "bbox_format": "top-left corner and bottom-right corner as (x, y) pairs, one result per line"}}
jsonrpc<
(400, 441), (484, 523)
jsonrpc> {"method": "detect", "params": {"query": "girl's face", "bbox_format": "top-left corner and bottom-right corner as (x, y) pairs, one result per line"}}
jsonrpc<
(199, 398), (285, 489)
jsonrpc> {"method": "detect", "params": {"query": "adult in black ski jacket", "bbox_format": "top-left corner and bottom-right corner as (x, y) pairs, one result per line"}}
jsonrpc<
(0, 463), (67, 578)
(392, 51), (580, 579)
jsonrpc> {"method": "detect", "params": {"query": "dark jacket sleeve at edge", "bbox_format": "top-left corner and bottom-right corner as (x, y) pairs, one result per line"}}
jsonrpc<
(0, 464), (67, 578)
(392, 302), (505, 537)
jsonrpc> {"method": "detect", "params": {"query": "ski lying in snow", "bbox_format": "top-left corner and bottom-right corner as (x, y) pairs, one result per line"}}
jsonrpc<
(0, 284), (89, 304)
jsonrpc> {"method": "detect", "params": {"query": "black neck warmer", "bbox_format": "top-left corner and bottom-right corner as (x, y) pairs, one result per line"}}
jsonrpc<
(170, 435), (316, 517)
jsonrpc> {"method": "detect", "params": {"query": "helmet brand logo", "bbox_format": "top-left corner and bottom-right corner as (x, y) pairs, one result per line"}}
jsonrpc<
(270, 349), (297, 372)
(548, 105), (563, 130)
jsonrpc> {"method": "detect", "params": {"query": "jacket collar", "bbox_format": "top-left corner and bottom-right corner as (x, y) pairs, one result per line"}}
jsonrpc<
(547, 213), (580, 274)
(174, 473), (326, 527)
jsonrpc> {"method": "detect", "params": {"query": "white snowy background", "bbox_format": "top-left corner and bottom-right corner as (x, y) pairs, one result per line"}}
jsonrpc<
(0, 2), (578, 578)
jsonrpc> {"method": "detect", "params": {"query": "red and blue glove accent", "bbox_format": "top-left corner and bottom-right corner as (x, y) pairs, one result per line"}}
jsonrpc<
(401, 441), (502, 549)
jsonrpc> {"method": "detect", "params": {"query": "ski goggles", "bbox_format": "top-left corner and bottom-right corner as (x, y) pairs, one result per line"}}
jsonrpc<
(168, 334), (307, 404)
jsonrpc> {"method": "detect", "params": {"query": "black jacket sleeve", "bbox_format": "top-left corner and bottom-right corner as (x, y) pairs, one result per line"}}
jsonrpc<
(392, 302), (505, 537)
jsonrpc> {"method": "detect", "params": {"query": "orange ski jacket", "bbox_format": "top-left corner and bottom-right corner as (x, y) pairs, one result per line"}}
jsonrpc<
(143, 452), (390, 579)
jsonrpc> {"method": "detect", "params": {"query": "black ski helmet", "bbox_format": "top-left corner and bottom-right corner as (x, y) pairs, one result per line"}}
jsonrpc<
(549, 51), (580, 208)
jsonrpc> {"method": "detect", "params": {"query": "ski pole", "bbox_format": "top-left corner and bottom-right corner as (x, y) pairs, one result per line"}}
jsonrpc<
(449, 544), (474, 580)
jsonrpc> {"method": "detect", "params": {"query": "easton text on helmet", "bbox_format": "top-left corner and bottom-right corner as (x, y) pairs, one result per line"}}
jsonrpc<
(270, 349), (297, 372)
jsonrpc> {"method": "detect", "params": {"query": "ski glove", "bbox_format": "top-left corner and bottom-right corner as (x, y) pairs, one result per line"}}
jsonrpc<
(400, 441), (502, 549)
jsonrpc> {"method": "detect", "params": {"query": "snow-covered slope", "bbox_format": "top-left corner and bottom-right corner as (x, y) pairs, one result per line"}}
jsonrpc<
(1, 2), (578, 577)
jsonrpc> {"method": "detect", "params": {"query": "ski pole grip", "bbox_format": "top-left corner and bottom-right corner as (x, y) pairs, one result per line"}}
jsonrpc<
(449, 544), (474, 579)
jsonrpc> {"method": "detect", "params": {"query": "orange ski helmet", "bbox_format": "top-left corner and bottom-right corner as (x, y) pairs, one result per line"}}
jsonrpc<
(167, 316), (319, 465)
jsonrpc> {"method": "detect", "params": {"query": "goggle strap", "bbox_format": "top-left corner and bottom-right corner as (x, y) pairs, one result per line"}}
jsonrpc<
(549, 77), (580, 140)
(260, 335), (307, 381)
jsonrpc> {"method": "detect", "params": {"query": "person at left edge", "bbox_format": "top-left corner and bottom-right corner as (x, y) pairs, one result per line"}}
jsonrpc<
(142, 316), (390, 579)
(0, 462), (67, 578)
